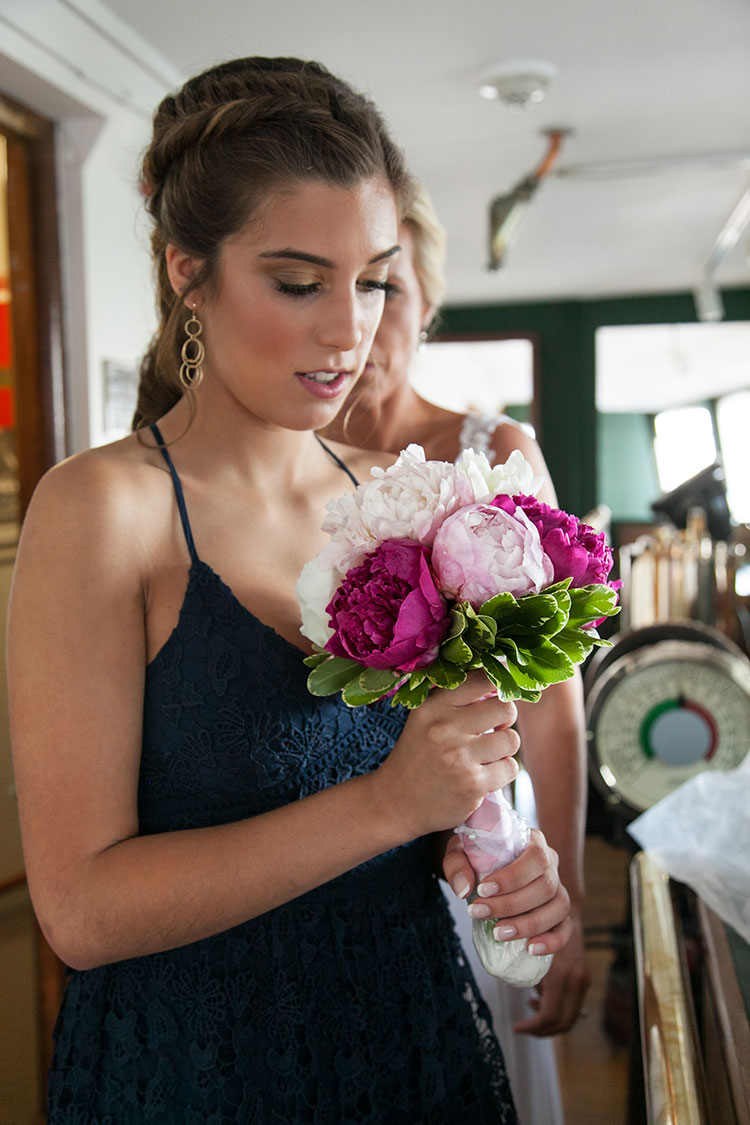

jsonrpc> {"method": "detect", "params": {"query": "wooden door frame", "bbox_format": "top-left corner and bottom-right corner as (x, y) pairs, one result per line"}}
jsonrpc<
(1, 88), (66, 1106)
(1, 91), (66, 513)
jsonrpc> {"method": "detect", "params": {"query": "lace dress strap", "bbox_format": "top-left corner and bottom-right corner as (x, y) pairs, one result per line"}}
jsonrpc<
(458, 411), (519, 461)
(149, 423), (199, 565)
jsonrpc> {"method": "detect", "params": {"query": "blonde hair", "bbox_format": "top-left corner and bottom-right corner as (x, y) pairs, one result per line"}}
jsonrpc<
(402, 182), (446, 310)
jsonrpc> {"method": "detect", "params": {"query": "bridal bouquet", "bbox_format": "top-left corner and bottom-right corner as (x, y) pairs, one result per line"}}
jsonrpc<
(296, 444), (620, 983)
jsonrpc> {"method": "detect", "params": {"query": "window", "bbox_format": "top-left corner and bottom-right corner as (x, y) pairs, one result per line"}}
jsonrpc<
(717, 390), (750, 523)
(653, 405), (717, 494)
(410, 338), (534, 430)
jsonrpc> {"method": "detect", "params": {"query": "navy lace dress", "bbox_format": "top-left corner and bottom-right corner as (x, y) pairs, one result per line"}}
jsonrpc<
(47, 428), (517, 1124)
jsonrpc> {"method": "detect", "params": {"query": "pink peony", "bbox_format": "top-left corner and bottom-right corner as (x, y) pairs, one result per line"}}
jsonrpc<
(325, 539), (451, 672)
(431, 502), (554, 608)
(491, 494), (616, 588)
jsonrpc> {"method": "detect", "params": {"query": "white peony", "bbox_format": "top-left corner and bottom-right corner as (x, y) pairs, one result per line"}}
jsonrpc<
(296, 555), (339, 648)
(321, 489), (378, 565)
(456, 447), (544, 503)
(333, 444), (474, 548)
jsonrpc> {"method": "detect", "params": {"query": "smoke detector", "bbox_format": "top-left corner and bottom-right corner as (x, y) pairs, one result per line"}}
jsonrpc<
(478, 59), (558, 108)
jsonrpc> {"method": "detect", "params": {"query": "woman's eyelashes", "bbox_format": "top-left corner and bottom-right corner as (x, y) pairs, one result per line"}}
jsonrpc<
(275, 281), (321, 296)
(274, 277), (394, 298)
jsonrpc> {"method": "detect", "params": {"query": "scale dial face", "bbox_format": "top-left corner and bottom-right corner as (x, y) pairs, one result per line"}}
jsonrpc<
(586, 639), (750, 814)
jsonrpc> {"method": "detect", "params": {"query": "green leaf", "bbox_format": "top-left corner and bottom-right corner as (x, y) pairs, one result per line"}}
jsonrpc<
(502, 657), (545, 692)
(302, 650), (330, 669)
(426, 658), (467, 690)
(440, 634), (474, 665)
(447, 607), (468, 640)
(567, 585), (620, 627)
(511, 592), (566, 631)
(515, 686), (544, 703)
(552, 631), (588, 665)
(306, 656), (363, 696)
(534, 599), (570, 639)
(476, 614), (498, 638)
(542, 577), (573, 595)
(522, 639), (575, 685)
(493, 635), (530, 667)
(341, 680), (389, 707)
(359, 667), (400, 693)
(464, 613), (497, 651)
(480, 653), (522, 700)
(391, 678), (432, 708)
(407, 669), (428, 688)
(478, 592), (518, 620)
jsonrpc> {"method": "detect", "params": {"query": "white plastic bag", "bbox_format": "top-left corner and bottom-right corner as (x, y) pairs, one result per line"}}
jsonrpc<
(627, 751), (750, 944)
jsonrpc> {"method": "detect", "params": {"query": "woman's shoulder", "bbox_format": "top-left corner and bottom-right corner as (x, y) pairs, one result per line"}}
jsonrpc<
(21, 432), (168, 561)
(32, 433), (156, 504)
(482, 418), (557, 503)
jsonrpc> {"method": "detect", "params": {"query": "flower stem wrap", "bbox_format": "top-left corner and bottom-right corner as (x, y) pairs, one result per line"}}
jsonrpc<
(456, 790), (554, 986)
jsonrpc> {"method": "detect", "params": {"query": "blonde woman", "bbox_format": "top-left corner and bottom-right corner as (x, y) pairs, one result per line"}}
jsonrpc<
(322, 182), (590, 1125)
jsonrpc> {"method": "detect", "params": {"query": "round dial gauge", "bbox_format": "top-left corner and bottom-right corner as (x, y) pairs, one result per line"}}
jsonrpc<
(586, 636), (750, 816)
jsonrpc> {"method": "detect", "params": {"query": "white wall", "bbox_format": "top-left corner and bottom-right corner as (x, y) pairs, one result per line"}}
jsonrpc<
(0, 0), (181, 452)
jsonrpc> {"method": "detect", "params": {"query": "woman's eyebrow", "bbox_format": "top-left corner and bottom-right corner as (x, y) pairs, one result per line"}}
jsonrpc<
(258, 244), (401, 268)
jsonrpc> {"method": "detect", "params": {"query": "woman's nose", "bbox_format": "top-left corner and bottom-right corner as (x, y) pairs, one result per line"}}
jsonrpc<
(315, 292), (363, 354)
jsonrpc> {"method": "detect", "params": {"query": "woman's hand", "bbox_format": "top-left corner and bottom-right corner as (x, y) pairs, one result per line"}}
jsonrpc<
(511, 905), (590, 1036)
(374, 672), (520, 838)
(442, 829), (572, 960)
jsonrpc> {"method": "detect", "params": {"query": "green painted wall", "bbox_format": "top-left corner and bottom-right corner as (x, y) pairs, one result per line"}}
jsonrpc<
(439, 287), (750, 519)
(598, 413), (659, 521)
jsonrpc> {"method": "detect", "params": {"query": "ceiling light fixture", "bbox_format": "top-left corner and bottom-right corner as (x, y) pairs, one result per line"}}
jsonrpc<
(488, 127), (572, 270)
(478, 59), (558, 109)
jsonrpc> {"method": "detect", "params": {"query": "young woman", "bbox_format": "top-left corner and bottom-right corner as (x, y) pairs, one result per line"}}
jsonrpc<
(322, 183), (591, 1125)
(8, 59), (571, 1123)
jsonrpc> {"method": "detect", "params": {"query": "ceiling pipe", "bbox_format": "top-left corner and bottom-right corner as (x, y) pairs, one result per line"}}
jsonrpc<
(487, 127), (571, 271)
(694, 184), (750, 322)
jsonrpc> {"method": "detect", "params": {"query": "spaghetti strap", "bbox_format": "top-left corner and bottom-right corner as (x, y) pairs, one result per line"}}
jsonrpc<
(149, 423), (199, 564)
(314, 433), (360, 486)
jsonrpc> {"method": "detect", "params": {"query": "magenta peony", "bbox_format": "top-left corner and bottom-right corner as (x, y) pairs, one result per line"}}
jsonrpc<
(324, 539), (451, 672)
(491, 494), (616, 587)
(431, 502), (554, 607)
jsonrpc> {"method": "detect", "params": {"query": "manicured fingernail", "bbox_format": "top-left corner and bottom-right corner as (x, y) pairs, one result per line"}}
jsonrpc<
(477, 881), (499, 898)
(492, 922), (517, 940)
(468, 902), (492, 919)
(493, 924), (517, 941)
(528, 943), (547, 956)
(451, 874), (470, 899)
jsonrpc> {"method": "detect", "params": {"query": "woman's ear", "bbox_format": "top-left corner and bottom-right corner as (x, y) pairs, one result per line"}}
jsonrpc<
(165, 245), (204, 306)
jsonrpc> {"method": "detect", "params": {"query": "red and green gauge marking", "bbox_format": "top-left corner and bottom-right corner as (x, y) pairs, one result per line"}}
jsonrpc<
(639, 694), (718, 766)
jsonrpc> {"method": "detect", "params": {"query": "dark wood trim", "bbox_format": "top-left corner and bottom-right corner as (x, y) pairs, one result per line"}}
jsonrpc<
(1, 89), (67, 1110)
(1, 91), (65, 512)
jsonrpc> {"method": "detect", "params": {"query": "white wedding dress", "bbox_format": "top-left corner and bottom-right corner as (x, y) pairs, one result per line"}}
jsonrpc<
(448, 413), (565, 1125)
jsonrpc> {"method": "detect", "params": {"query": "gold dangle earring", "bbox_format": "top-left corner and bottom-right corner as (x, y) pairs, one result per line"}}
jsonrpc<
(179, 303), (205, 390)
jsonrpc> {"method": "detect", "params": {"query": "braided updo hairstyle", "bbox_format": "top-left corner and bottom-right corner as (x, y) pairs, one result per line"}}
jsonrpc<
(133, 57), (414, 428)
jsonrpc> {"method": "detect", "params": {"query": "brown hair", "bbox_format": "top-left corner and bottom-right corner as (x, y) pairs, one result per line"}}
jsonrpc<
(133, 57), (414, 429)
